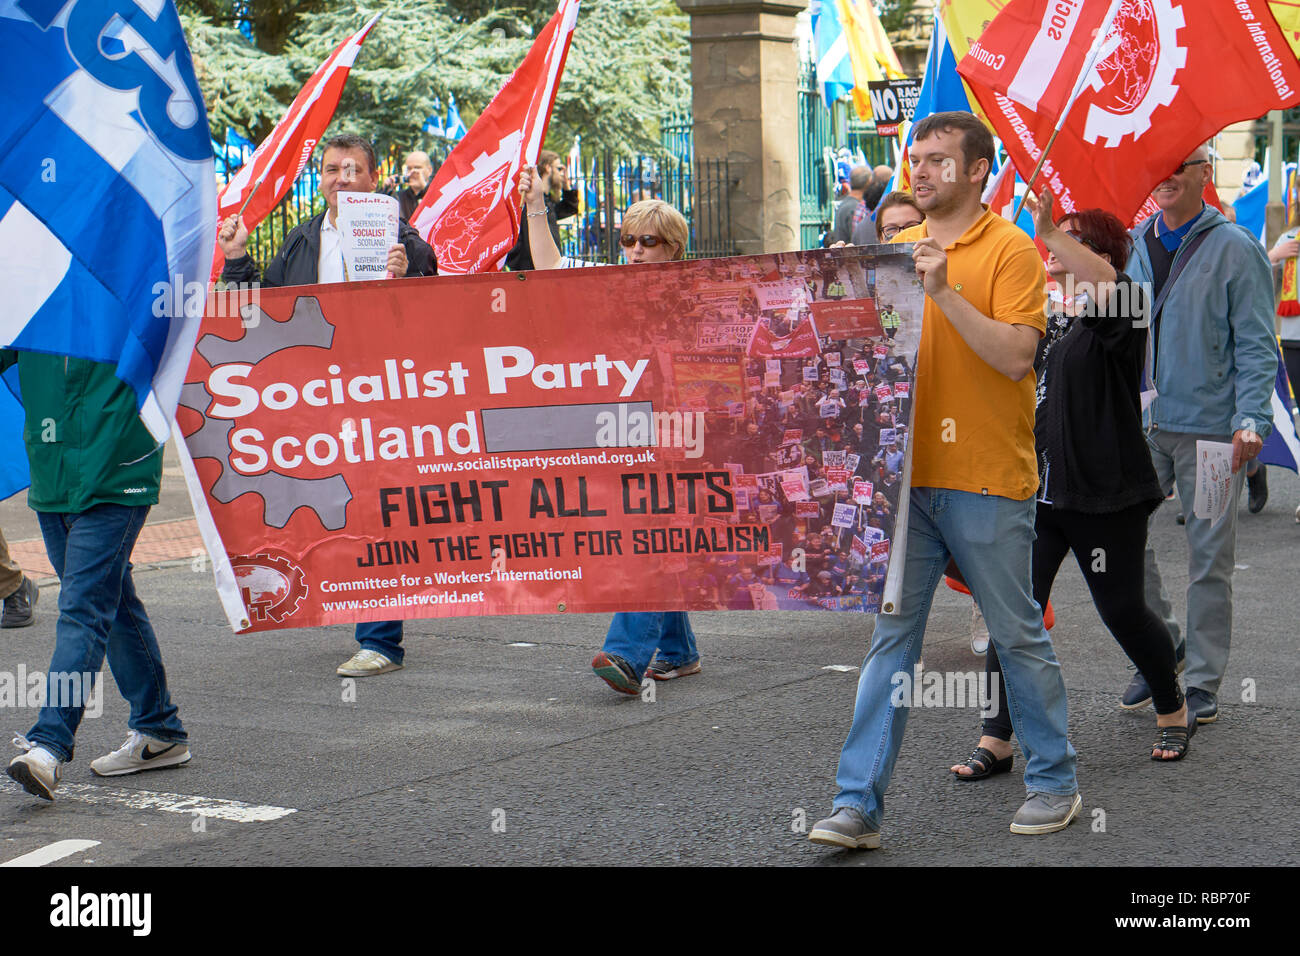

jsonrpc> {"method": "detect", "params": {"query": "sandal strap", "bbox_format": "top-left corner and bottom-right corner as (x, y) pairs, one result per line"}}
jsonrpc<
(1152, 724), (1189, 752)
(964, 746), (998, 772)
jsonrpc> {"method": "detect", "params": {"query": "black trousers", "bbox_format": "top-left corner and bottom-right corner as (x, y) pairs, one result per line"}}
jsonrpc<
(981, 502), (1183, 741)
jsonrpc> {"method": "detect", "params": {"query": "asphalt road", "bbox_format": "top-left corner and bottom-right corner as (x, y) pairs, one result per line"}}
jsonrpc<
(0, 461), (1296, 867)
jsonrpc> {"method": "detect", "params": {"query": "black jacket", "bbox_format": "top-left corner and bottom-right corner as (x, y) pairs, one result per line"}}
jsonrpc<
(504, 188), (580, 271)
(395, 185), (427, 224)
(221, 211), (437, 287)
(1034, 273), (1163, 513)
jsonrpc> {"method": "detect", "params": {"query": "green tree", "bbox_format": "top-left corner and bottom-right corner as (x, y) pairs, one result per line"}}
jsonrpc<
(876, 0), (919, 35)
(181, 0), (689, 158)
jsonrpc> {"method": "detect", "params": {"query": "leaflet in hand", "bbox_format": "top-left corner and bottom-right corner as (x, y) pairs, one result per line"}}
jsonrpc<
(338, 192), (399, 281)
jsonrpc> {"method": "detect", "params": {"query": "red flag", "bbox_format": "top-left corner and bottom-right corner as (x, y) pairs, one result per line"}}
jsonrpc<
(212, 13), (381, 281)
(982, 158), (1018, 220)
(747, 321), (823, 358)
(411, 0), (580, 274)
(957, 0), (1300, 223)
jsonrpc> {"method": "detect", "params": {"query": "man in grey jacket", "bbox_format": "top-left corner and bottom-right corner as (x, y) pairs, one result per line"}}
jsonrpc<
(1124, 144), (1277, 724)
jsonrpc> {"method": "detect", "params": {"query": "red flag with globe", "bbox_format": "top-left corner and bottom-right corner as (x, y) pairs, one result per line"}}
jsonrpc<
(411, 0), (580, 274)
(957, 0), (1300, 223)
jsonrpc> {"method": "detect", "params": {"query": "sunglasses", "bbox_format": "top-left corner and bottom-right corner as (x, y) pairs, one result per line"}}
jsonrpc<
(1171, 159), (1209, 176)
(1062, 230), (1101, 253)
(881, 220), (924, 240)
(620, 234), (666, 248)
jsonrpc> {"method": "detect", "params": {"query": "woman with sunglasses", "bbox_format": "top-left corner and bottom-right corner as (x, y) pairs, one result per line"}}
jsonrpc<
(950, 191), (1194, 779)
(519, 166), (701, 694)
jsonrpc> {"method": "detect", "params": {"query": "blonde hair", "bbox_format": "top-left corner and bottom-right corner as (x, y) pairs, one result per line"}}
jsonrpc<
(622, 199), (688, 261)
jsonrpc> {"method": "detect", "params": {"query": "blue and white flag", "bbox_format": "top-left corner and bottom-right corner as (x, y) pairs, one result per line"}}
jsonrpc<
(810, 0), (854, 108)
(225, 126), (255, 166)
(888, 13), (975, 195)
(0, 0), (217, 463)
(1260, 357), (1300, 472)
(423, 97), (447, 138)
(445, 93), (468, 141)
(1233, 162), (1295, 242)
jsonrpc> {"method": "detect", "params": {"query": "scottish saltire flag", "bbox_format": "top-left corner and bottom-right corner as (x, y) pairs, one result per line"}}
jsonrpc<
(0, 0), (217, 460)
(445, 93), (468, 141)
(0, 365), (26, 500)
(423, 97), (447, 137)
(811, 0), (854, 107)
(1260, 358), (1300, 472)
(1233, 163), (1295, 243)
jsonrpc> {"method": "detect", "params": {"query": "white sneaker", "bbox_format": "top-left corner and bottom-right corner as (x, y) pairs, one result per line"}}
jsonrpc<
(7, 735), (62, 800)
(970, 603), (990, 655)
(90, 730), (192, 777)
(336, 649), (403, 677)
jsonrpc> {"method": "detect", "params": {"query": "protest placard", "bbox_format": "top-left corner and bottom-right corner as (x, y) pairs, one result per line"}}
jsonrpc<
(179, 246), (920, 630)
(337, 192), (399, 281)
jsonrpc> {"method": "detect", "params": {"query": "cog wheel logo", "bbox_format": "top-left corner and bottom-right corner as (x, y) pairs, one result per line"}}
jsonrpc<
(1082, 0), (1186, 148)
(231, 550), (308, 625)
(179, 296), (354, 531)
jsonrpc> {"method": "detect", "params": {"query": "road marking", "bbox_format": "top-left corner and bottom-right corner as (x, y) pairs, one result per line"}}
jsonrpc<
(1, 839), (100, 867)
(1, 780), (297, 822)
(507, 642), (537, 647)
(822, 665), (859, 673)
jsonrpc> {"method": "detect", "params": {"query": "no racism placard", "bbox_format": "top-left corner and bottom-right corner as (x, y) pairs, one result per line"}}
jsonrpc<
(179, 247), (922, 632)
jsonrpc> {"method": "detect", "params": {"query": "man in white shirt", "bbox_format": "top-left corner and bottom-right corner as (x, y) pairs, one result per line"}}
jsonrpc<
(217, 134), (437, 676)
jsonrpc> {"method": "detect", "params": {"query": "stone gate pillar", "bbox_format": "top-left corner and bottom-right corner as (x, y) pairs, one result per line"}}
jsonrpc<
(677, 0), (808, 255)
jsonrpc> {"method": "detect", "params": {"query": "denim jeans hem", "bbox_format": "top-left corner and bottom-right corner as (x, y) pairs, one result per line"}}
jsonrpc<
(127, 726), (189, 746)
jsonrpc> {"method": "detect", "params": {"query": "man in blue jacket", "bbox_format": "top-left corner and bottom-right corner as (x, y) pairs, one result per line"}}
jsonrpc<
(1124, 144), (1277, 724)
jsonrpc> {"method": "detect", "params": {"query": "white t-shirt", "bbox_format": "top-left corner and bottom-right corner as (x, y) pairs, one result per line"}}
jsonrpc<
(558, 256), (604, 269)
(318, 214), (346, 284)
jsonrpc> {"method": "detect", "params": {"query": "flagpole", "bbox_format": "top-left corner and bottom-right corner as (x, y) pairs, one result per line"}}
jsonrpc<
(1011, 0), (1123, 221)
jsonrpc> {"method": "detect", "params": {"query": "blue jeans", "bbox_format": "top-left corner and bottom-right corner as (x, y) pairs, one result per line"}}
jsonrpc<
(27, 505), (187, 763)
(355, 620), (404, 664)
(601, 612), (698, 676)
(832, 488), (1077, 827)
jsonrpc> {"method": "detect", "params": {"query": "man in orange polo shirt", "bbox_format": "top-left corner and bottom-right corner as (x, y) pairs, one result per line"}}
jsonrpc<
(809, 112), (1079, 850)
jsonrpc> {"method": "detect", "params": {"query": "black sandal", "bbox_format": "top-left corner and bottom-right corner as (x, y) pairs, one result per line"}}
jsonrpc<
(1151, 714), (1197, 761)
(953, 746), (1012, 781)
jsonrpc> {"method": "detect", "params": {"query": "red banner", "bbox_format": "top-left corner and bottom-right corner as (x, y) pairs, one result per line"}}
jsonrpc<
(747, 320), (822, 358)
(179, 248), (921, 630)
(958, 0), (1300, 221)
(810, 299), (884, 338)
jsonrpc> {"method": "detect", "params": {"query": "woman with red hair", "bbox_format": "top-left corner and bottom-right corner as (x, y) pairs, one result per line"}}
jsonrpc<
(951, 193), (1194, 778)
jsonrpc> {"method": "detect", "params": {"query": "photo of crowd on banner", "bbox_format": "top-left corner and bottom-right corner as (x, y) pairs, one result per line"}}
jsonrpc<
(625, 245), (922, 614)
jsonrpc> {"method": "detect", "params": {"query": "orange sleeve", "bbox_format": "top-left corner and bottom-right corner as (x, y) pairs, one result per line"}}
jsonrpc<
(991, 239), (1048, 335)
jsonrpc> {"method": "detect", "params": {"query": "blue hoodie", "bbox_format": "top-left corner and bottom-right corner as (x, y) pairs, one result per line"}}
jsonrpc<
(1127, 205), (1277, 439)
